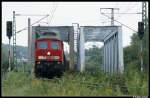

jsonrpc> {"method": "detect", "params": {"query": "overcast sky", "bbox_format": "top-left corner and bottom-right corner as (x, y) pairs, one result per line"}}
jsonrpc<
(2, 2), (144, 49)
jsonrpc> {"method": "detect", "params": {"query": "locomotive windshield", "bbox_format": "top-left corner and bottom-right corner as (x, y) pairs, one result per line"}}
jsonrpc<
(37, 41), (48, 49)
(51, 41), (59, 49)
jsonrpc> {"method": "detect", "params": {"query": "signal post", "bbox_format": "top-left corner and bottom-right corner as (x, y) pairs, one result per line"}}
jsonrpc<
(6, 21), (13, 71)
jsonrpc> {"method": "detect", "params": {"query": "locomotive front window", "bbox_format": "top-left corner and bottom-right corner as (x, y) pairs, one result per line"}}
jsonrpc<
(37, 41), (48, 49)
(51, 42), (59, 49)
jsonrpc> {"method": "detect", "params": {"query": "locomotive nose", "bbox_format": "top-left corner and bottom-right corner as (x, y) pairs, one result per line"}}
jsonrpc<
(47, 51), (51, 56)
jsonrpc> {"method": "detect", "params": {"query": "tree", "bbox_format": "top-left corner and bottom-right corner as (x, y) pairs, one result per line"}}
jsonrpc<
(124, 30), (149, 72)
(85, 45), (103, 71)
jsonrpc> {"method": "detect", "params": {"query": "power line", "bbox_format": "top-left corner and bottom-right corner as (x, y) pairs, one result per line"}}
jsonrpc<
(49, 2), (58, 25)
(48, 2), (57, 25)
(47, 2), (54, 25)
(31, 14), (49, 25)
(115, 2), (141, 20)
(117, 2), (134, 19)
(100, 8), (119, 26)
(49, 4), (57, 25)
(16, 14), (49, 33)
(15, 14), (48, 16)
(76, 19), (111, 23)
(101, 12), (137, 33)
(101, 12), (142, 14)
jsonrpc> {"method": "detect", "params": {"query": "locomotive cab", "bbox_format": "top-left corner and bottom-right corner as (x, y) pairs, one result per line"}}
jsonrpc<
(34, 37), (65, 78)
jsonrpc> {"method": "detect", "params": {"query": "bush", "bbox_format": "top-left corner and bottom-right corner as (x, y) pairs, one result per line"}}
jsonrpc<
(124, 63), (148, 96)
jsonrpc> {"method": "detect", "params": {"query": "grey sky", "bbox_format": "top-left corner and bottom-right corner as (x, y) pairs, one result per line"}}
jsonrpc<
(2, 2), (143, 48)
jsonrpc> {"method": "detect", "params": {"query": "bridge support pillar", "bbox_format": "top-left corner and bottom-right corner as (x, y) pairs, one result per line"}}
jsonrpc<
(69, 27), (75, 71)
(78, 27), (85, 72)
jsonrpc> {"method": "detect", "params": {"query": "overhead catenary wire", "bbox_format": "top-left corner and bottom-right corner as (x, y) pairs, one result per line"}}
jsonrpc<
(15, 14), (48, 16)
(15, 2), (59, 33)
(47, 2), (55, 25)
(49, 5), (57, 25)
(115, 2), (132, 20)
(115, 2), (141, 20)
(101, 12), (137, 33)
(16, 14), (49, 33)
(48, 2), (59, 26)
(78, 19), (111, 23)
(101, 12), (142, 14)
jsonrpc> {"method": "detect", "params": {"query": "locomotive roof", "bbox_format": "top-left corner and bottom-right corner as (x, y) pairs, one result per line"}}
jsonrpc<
(36, 37), (62, 41)
(36, 31), (62, 41)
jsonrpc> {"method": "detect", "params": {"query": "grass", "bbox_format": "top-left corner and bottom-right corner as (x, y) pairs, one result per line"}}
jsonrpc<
(2, 67), (148, 96)
(124, 63), (148, 96)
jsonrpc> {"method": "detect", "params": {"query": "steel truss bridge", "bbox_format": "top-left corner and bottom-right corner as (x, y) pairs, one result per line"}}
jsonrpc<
(30, 24), (124, 74)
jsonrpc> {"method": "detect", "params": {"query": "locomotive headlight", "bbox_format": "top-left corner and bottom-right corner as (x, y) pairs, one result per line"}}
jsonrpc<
(38, 56), (46, 59)
(47, 52), (51, 56)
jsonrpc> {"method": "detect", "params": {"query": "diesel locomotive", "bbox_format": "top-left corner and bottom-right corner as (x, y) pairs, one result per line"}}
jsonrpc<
(34, 31), (67, 78)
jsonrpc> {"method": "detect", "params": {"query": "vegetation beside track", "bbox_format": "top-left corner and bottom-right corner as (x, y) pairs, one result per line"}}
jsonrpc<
(2, 68), (148, 96)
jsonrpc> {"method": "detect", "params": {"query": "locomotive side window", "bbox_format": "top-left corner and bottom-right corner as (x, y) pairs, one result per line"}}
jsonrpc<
(51, 42), (59, 49)
(37, 41), (47, 49)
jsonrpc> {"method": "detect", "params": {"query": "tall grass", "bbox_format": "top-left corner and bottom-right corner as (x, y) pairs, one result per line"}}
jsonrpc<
(124, 63), (148, 96)
(2, 65), (148, 96)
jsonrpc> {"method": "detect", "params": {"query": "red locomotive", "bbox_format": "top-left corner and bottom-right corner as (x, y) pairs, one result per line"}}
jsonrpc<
(34, 31), (67, 78)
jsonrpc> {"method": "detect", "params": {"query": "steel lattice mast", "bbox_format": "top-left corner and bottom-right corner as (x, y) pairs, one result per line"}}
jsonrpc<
(13, 11), (17, 70)
(143, 2), (149, 71)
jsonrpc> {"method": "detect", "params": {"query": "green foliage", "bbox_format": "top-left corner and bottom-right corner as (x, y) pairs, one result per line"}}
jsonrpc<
(85, 45), (102, 71)
(2, 68), (148, 96)
(1, 71), (118, 96)
(124, 32), (149, 72)
(2, 30), (149, 96)
(124, 64), (148, 96)
(1, 43), (28, 74)
(2, 71), (30, 96)
(1, 44), (10, 74)
(2, 43), (28, 59)
(123, 32), (149, 96)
